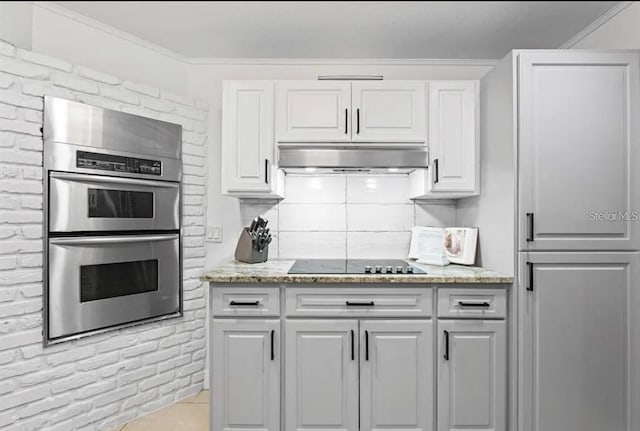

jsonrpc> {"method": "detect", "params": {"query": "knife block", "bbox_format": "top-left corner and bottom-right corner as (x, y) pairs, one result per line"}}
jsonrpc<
(234, 227), (269, 264)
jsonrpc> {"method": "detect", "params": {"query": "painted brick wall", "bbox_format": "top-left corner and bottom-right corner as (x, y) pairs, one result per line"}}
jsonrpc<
(0, 39), (209, 431)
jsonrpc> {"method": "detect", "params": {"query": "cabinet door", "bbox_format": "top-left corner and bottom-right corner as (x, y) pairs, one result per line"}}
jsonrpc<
(518, 52), (640, 250)
(351, 81), (426, 143)
(211, 319), (280, 431)
(519, 252), (639, 431)
(360, 320), (434, 431)
(428, 80), (479, 194)
(437, 320), (506, 431)
(285, 320), (359, 431)
(221, 81), (278, 195)
(276, 81), (351, 142)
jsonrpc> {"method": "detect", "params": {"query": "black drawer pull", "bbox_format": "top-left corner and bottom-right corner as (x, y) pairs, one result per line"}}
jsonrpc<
(356, 108), (360, 134)
(434, 158), (439, 184)
(270, 330), (275, 360)
(350, 329), (355, 361)
(526, 213), (534, 242)
(526, 262), (534, 292)
(444, 330), (450, 361)
(345, 301), (374, 307)
(457, 301), (491, 308)
(364, 330), (369, 361)
(229, 300), (260, 306)
(345, 108), (348, 134)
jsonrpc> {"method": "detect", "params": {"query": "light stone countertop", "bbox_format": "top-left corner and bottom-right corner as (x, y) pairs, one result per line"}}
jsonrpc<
(200, 260), (513, 284)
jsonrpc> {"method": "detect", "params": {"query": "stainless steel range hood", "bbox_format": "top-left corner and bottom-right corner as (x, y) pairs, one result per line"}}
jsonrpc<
(278, 146), (429, 172)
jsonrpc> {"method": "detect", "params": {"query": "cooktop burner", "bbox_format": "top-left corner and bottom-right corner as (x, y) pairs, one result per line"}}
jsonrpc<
(288, 259), (426, 275)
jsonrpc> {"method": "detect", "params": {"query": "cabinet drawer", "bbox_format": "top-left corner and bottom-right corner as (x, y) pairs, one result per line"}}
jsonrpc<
(437, 288), (506, 319)
(212, 287), (280, 317)
(285, 288), (432, 317)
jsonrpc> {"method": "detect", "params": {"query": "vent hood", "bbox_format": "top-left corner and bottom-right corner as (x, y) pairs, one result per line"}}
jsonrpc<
(278, 146), (429, 172)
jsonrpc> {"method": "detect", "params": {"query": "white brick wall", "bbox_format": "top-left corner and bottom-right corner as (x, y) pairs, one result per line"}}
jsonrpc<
(0, 40), (209, 431)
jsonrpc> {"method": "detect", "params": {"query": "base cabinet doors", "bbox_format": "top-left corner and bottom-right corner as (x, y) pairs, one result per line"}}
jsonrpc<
(211, 319), (280, 431)
(285, 320), (360, 431)
(360, 320), (433, 431)
(437, 320), (506, 431)
(520, 252), (639, 431)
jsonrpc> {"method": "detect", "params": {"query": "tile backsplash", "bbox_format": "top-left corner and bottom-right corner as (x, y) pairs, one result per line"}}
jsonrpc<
(239, 174), (456, 259)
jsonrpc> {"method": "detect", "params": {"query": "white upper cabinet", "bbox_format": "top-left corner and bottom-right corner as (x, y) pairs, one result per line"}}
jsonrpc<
(221, 81), (284, 198)
(409, 80), (479, 199)
(276, 81), (351, 142)
(518, 52), (639, 250)
(351, 81), (426, 143)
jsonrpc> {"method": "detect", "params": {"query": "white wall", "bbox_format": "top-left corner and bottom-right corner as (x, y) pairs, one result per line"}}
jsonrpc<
(0, 2), (189, 95)
(569, 2), (640, 49)
(0, 41), (208, 431)
(188, 62), (494, 268)
(0, 1), (33, 50)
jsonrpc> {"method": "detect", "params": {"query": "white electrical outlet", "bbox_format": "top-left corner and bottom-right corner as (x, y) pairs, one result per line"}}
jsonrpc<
(206, 225), (223, 243)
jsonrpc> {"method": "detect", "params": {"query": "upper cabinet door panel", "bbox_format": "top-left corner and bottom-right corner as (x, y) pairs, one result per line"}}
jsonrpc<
(351, 81), (426, 143)
(518, 52), (640, 250)
(428, 81), (479, 193)
(276, 81), (351, 142)
(221, 81), (274, 193)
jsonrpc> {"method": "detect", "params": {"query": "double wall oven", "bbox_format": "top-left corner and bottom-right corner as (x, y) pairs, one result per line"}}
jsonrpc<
(44, 97), (183, 344)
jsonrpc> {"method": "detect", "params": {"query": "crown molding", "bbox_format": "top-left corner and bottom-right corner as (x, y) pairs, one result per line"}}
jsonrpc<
(559, 1), (634, 48)
(185, 57), (499, 66)
(32, 2), (499, 68)
(33, 1), (189, 63)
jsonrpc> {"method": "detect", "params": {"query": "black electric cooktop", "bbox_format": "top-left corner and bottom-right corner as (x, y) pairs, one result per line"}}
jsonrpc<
(288, 259), (426, 275)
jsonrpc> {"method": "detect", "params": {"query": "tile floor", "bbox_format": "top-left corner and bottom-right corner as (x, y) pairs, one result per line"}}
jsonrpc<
(111, 390), (209, 431)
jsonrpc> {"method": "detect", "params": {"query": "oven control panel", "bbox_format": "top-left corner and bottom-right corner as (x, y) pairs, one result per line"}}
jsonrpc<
(76, 151), (162, 176)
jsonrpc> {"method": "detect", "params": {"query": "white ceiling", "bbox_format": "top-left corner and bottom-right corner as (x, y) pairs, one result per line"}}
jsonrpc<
(52, 1), (619, 59)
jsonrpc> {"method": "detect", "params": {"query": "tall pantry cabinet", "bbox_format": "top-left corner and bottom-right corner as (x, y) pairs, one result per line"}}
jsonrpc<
(478, 50), (640, 431)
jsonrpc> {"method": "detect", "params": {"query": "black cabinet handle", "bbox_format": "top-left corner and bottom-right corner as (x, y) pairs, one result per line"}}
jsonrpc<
(356, 108), (360, 134)
(270, 330), (275, 360)
(345, 108), (348, 134)
(444, 330), (450, 360)
(433, 159), (439, 184)
(364, 330), (369, 361)
(526, 261), (534, 292)
(457, 301), (491, 308)
(350, 329), (355, 361)
(264, 159), (269, 184)
(345, 301), (374, 307)
(526, 213), (534, 242)
(229, 300), (260, 307)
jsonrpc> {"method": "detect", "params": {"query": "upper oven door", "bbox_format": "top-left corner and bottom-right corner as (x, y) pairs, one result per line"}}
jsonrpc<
(49, 172), (180, 232)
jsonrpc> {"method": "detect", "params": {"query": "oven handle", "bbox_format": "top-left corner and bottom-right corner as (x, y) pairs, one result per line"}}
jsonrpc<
(49, 171), (179, 188)
(49, 234), (179, 245)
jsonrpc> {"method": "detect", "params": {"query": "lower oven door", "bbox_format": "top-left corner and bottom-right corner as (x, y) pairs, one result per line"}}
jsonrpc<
(49, 171), (180, 233)
(47, 233), (180, 342)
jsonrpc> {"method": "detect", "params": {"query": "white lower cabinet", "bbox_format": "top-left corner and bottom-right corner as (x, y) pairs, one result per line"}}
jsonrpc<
(211, 319), (280, 431)
(437, 320), (506, 431)
(285, 319), (360, 431)
(360, 320), (433, 431)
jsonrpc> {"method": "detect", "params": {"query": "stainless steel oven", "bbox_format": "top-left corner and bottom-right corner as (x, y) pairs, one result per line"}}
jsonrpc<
(48, 234), (179, 339)
(49, 171), (179, 232)
(44, 97), (183, 344)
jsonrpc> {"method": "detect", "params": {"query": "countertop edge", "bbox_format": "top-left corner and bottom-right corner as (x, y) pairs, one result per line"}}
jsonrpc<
(199, 275), (514, 284)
